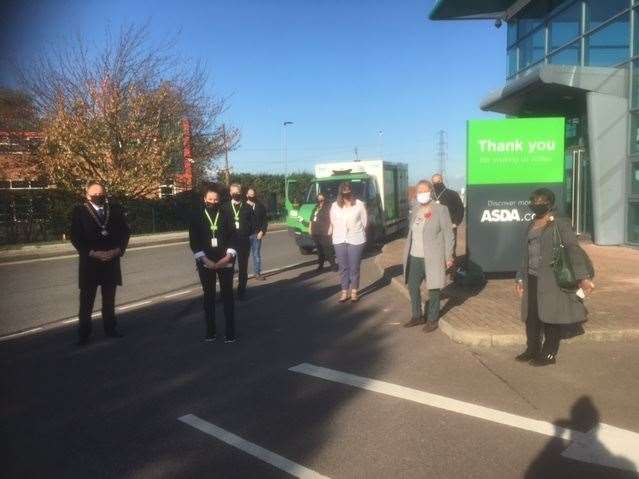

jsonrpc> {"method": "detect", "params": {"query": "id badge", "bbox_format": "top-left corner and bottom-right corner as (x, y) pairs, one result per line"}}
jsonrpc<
(211, 237), (218, 248)
(235, 221), (240, 229)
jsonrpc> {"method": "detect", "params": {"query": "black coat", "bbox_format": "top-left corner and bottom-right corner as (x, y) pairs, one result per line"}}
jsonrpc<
(70, 202), (131, 288)
(433, 186), (464, 226)
(189, 205), (237, 262)
(225, 201), (254, 241)
(310, 203), (331, 236)
(250, 200), (268, 235)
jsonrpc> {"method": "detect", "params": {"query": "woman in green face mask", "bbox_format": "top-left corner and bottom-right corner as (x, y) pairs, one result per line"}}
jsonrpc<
(514, 188), (595, 366)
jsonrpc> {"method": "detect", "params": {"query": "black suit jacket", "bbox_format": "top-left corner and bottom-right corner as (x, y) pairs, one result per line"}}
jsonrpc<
(189, 205), (237, 263)
(224, 201), (254, 241)
(436, 188), (464, 226)
(70, 202), (131, 288)
(250, 200), (268, 235)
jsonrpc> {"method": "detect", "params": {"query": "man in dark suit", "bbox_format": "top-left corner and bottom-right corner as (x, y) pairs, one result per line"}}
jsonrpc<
(431, 174), (464, 259)
(246, 187), (268, 280)
(70, 181), (130, 346)
(189, 186), (237, 342)
(226, 183), (254, 300)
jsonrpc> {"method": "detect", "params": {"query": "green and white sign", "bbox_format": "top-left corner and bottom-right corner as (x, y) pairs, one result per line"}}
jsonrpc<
(467, 118), (565, 185)
(466, 117), (566, 272)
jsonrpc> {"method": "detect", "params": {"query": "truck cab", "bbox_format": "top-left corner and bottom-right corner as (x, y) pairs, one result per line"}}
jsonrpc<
(286, 172), (384, 255)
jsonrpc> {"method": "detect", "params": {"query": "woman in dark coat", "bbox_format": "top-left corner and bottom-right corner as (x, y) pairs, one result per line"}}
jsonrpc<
(309, 193), (335, 271)
(514, 188), (595, 366)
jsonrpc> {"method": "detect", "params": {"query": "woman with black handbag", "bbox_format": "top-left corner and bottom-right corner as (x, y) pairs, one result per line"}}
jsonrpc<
(514, 189), (595, 366)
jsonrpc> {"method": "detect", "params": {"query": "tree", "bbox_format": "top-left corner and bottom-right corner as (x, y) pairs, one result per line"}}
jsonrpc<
(19, 24), (239, 197)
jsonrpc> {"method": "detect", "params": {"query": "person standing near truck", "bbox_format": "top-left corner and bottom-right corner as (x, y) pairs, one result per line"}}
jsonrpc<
(431, 174), (464, 259)
(247, 187), (268, 281)
(226, 183), (254, 300)
(330, 182), (368, 303)
(309, 192), (335, 271)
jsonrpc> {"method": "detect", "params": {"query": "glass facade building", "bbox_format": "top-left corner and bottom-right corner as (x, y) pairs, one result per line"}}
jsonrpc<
(430, 0), (639, 245)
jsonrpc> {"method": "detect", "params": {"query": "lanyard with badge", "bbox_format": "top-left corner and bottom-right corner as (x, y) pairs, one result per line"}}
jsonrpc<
(434, 187), (446, 204)
(204, 209), (220, 248)
(231, 202), (241, 230)
(84, 202), (110, 237)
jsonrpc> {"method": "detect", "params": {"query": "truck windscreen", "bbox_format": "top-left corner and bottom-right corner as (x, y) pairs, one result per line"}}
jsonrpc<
(306, 180), (366, 203)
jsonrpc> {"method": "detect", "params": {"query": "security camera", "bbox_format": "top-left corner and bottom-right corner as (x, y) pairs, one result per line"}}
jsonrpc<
(495, 18), (503, 28)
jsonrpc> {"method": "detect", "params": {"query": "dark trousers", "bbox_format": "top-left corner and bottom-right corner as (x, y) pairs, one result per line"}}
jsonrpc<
(452, 227), (458, 259)
(236, 238), (250, 295)
(526, 275), (560, 355)
(407, 255), (441, 322)
(313, 234), (335, 268)
(197, 262), (235, 339)
(78, 283), (117, 339)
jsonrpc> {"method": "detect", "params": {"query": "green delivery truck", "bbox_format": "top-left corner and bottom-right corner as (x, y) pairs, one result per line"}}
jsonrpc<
(285, 160), (409, 254)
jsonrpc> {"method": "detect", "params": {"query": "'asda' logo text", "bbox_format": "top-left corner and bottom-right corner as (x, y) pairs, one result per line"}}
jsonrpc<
(480, 209), (534, 223)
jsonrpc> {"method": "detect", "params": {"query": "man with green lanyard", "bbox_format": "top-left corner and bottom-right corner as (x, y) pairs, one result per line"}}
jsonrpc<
(189, 186), (237, 342)
(225, 183), (254, 300)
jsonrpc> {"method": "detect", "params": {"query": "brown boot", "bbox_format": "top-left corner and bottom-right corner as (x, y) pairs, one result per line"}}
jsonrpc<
(423, 321), (439, 333)
(403, 317), (424, 328)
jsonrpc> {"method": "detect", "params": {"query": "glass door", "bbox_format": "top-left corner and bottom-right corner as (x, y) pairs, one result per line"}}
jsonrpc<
(565, 147), (592, 236)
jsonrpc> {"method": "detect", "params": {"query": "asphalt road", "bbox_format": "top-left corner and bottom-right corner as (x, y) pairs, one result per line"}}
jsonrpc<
(2, 256), (638, 478)
(0, 229), (308, 336)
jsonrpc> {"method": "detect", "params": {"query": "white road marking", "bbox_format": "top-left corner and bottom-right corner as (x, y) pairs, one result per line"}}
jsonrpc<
(178, 414), (330, 479)
(62, 318), (78, 324)
(0, 327), (43, 341)
(117, 300), (152, 311)
(289, 363), (639, 472)
(0, 228), (288, 266)
(163, 289), (193, 298)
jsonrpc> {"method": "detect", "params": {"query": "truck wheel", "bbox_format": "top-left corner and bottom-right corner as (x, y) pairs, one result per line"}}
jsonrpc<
(299, 246), (315, 255)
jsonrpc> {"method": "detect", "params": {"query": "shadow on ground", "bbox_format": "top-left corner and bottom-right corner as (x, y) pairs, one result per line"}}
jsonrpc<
(1, 260), (395, 478)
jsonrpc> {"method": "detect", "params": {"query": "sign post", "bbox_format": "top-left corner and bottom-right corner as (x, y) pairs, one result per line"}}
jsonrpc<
(466, 118), (565, 273)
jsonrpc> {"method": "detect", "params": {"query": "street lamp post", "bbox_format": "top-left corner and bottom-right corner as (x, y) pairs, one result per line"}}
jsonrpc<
(281, 121), (293, 176)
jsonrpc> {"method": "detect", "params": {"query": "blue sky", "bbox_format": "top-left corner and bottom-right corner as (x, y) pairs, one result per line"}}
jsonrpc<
(1, 0), (506, 188)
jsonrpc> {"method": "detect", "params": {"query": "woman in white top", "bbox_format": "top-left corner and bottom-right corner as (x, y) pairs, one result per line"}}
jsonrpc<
(330, 182), (368, 302)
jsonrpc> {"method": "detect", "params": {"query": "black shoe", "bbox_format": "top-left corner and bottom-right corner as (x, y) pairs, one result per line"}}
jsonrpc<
(515, 350), (537, 362)
(403, 318), (424, 328)
(106, 330), (124, 338)
(423, 321), (439, 333)
(204, 335), (216, 342)
(257, 274), (266, 281)
(530, 353), (556, 367)
(77, 337), (90, 346)
(224, 337), (236, 344)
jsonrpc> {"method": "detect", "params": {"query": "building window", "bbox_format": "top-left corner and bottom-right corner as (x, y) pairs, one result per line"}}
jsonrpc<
(549, 1), (582, 51)
(633, 60), (639, 108)
(508, 47), (518, 77)
(629, 202), (639, 243)
(549, 40), (581, 65)
(631, 162), (639, 195)
(630, 112), (639, 154)
(518, 16), (543, 40)
(507, 21), (518, 47)
(586, 0), (631, 32)
(585, 13), (630, 66)
(520, 28), (546, 68)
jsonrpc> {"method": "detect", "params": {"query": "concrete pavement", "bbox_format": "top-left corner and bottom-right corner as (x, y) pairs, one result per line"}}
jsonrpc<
(377, 233), (639, 347)
(2, 253), (638, 478)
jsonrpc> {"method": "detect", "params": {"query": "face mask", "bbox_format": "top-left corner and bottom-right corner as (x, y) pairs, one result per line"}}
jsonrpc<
(416, 192), (431, 205)
(231, 193), (241, 201)
(247, 195), (255, 201)
(205, 202), (218, 210)
(530, 203), (550, 217)
(90, 195), (106, 206)
(342, 192), (352, 199)
(433, 183), (444, 193)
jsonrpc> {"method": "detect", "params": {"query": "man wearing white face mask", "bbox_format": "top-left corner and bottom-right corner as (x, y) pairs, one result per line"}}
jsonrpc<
(402, 180), (455, 332)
